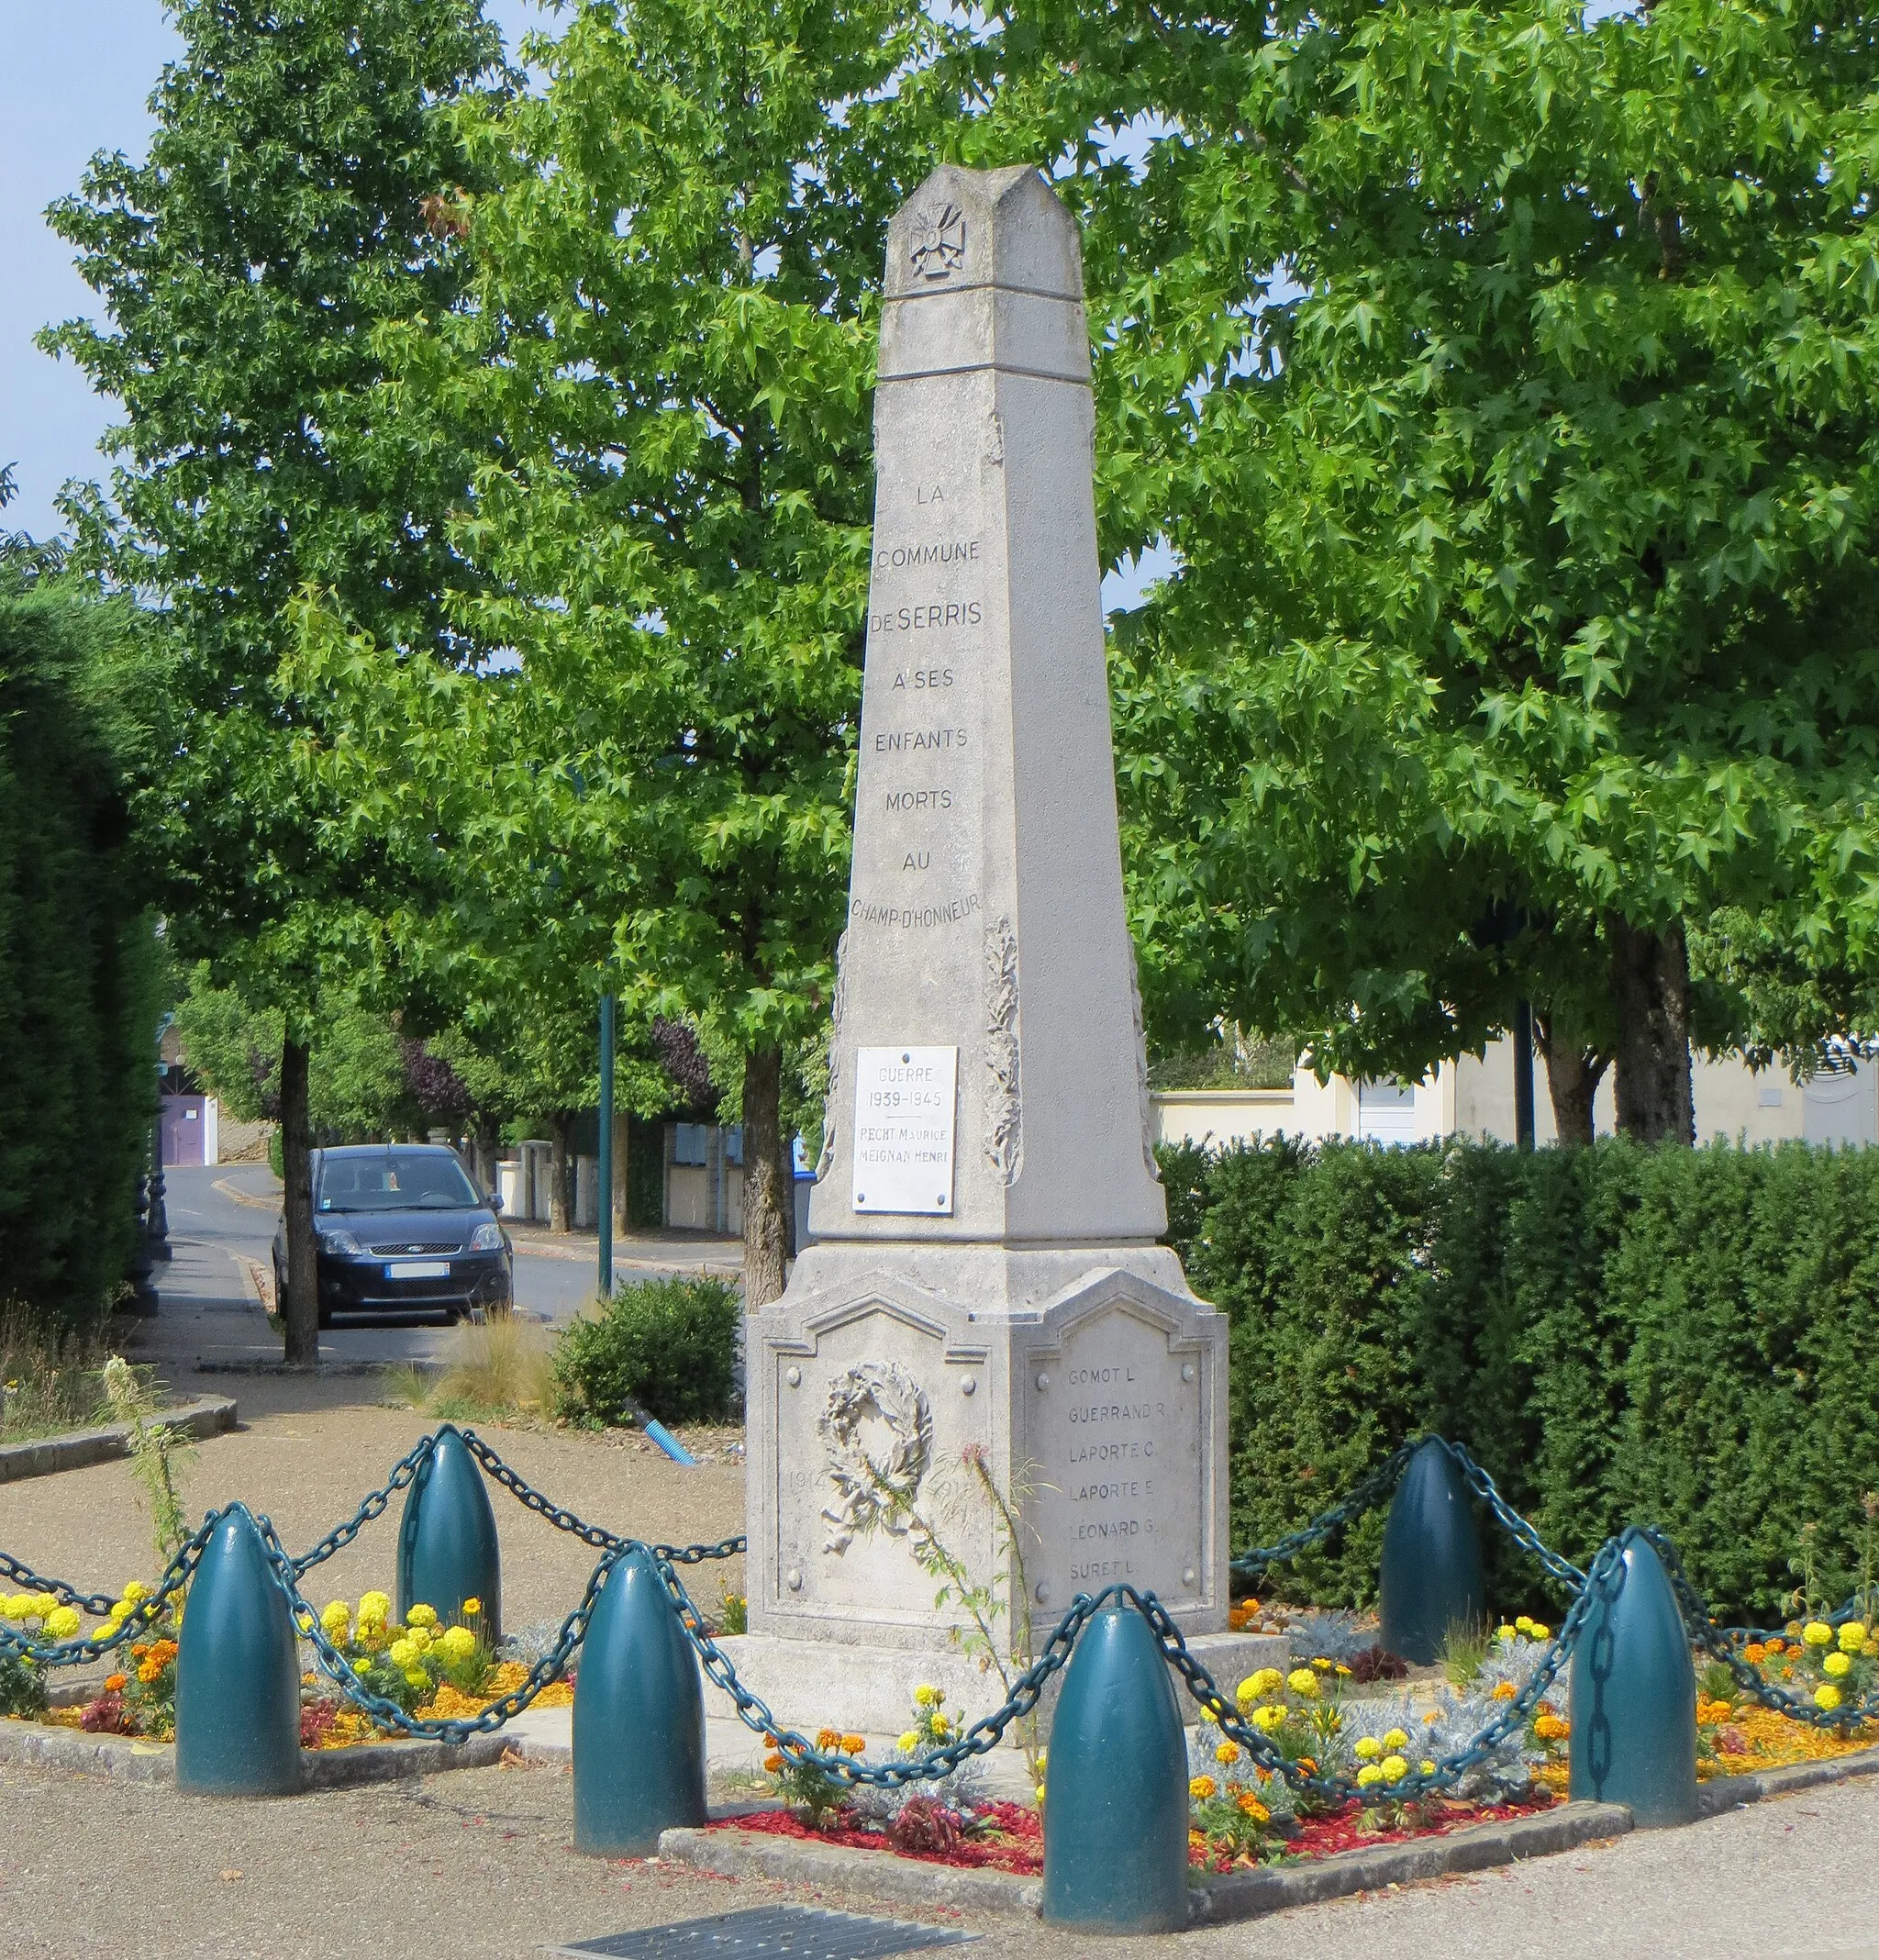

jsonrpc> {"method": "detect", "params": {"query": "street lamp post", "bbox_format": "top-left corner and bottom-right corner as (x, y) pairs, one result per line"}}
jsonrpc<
(597, 992), (616, 1299)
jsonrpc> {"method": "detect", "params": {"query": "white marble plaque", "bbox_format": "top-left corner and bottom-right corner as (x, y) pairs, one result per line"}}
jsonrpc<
(851, 1045), (958, 1214)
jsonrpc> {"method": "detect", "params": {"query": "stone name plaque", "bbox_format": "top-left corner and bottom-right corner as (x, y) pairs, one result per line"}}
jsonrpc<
(851, 1045), (959, 1214)
(1022, 1298), (1210, 1613)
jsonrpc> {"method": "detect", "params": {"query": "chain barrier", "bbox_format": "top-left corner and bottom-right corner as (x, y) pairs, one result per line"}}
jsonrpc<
(461, 1431), (745, 1565)
(1227, 1440), (1417, 1579)
(0, 1514), (219, 1667)
(1640, 1526), (1879, 1733)
(290, 1433), (438, 1576)
(0, 1553), (119, 1620)
(1442, 1440), (1588, 1591)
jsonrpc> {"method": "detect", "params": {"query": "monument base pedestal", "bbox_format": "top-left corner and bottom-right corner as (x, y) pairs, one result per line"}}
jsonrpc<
(709, 1627), (1290, 1748)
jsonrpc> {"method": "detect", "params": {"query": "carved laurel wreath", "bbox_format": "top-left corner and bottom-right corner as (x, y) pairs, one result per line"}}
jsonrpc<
(818, 1359), (933, 1555)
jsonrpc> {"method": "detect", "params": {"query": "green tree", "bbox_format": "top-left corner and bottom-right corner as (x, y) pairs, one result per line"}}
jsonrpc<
(41, 0), (510, 1357)
(989, 0), (1879, 1142)
(288, 0), (963, 1297)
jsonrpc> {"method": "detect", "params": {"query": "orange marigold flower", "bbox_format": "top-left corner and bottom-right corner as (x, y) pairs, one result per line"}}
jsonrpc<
(816, 1727), (842, 1752)
(1236, 1793), (1270, 1822)
(1296, 1757), (1318, 1776)
(103, 1673), (128, 1693)
(1491, 1681), (1518, 1701)
(1744, 1643), (1767, 1665)
(1533, 1715), (1569, 1742)
(841, 1733), (866, 1755)
(130, 1643), (150, 1660)
(137, 1659), (161, 1684)
(763, 1752), (784, 1774)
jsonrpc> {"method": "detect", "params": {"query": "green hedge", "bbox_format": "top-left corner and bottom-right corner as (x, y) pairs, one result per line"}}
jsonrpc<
(0, 578), (161, 1327)
(1164, 1137), (1879, 1623)
(550, 1275), (742, 1427)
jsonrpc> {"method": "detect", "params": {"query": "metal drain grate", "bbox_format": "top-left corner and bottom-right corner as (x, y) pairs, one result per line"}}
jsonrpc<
(551, 1904), (981, 1959)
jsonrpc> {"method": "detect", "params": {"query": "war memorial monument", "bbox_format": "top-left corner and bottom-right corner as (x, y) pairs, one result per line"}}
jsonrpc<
(719, 163), (1277, 1738)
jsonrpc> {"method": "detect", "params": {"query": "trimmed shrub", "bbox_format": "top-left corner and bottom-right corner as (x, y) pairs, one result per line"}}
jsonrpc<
(550, 1275), (741, 1427)
(1166, 1137), (1879, 1623)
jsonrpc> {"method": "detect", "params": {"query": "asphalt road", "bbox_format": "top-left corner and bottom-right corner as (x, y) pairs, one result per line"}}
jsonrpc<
(156, 1163), (736, 1367)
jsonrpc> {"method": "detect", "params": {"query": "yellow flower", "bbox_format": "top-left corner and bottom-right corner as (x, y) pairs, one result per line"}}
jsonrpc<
(1335, 1664), (1352, 1676)
(440, 1626), (477, 1663)
(1529, 1623), (1551, 1641)
(1381, 1754), (1408, 1783)
(1189, 1775), (1217, 1800)
(1382, 1728), (1409, 1751)
(121, 1581), (150, 1605)
(1356, 1763), (1384, 1788)
(1037, 1750), (1047, 1770)
(406, 1603), (439, 1630)
(897, 1730), (919, 1752)
(407, 1624), (433, 1652)
(1515, 1616), (1534, 1633)
(43, 1606), (80, 1640)
(404, 1669), (429, 1689)
(1803, 1621), (1834, 1648)
(913, 1684), (939, 1708)
(1495, 1623), (1518, 1642)
(1824, 1651), (1852, 1678)
(1839, 1621), (1867, 1654)
(930, 1712), (952, 1736)
(388, 1639), (417, 1669)
(359, 1590), (391, 1619)
(1251, 1706), (1286, 1734)
(461, 1598), (483, 1617)
(1353, 1736), (1382, 1761)
(1310, 1656), (1332, 1673)
(1238, 1668), (1284, 1702)
(1215, 1740), (1240, 1765)
(351, 1660), (371, 1677)
(1285, 1668), (1321, 1698)
(1420, 1758), (1437, 1775)
(1035, 1785), (1047, 1805)
(1816, 1683), (1843, 1711)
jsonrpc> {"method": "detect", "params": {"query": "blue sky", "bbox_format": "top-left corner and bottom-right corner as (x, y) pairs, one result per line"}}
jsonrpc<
(1, 0), (544, 544)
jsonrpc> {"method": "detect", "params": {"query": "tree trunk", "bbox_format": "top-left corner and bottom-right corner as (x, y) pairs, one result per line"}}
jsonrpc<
(1534, 1013), (1610, 1149)
(548, 1112), (573, 1232)
(473, 1124), (500, 1201)
(775, 1100), (797, 1263)
(611, 1109), (630, 1238)
(1609, 915), (1696, 1144)
(742, 1046), (789, 1307)
(280, 1034), (319, 1366)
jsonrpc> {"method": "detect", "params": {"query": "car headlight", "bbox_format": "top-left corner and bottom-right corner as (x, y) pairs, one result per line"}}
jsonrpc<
(318, 1229), (362, 1255)
(469, 1221), (505, 1253)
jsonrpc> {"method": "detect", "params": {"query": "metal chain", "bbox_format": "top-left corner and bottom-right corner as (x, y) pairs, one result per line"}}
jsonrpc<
(259, 1514), (606, 1743)
(0, 1515), (219, 1667)
(461, 1431), (745, 1564)
(0, 1554), (118, 1620)
(290, 1434), (438, 1576)
(1641, 1526), (1879, 1732)
(1229, 1440), (1418, 1578)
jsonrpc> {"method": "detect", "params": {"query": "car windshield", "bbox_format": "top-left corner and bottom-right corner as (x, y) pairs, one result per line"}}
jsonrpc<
(317, 1153), (480, 1213)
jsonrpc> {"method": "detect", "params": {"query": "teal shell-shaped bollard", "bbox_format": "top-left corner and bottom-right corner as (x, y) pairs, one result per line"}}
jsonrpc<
(175, 1505), (301, 1796)
(1379, 1437), (1487, 1665)
(1569, 1526), (1698, 1826)
(1041, 1600), (1190, 1935)
(573, 1545), (708, 1855)
(397, 1423), (501, 1642)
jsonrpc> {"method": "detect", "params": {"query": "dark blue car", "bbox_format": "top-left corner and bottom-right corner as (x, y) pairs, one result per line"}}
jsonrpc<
(272, 1143), (512, 1327)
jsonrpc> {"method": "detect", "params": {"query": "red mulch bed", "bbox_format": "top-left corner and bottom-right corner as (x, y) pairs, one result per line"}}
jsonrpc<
(714, 1789), (1555, 1879)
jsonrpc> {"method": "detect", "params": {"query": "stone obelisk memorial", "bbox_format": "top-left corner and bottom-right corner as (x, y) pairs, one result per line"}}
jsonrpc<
(724, 165), (1273, 1737)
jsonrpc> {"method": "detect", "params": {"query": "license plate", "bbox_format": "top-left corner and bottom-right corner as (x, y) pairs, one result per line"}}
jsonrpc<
(385, 1260), (450, 1279)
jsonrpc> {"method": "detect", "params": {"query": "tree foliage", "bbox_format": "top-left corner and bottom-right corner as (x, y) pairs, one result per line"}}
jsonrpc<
(983, 0), (1879, 1130)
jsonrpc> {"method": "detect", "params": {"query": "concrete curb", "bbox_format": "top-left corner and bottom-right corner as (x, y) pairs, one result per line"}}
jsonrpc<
(0, 1716), (510, 1789)
(658, 1824), (1045, 1918)
(1696, 1743), (1879, 1813)
(1188, 1800), (1634, 1924)
(0, 1397), (239, 1484)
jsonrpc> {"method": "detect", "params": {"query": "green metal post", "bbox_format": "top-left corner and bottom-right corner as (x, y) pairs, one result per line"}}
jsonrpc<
(397, 1423), (502, 1642)
(573, 1545), (707, 1854)
(1379, 1437), (1486, 1665)
(1041, 1600), (1189, 1934)
(597, 991), (615, 1298)
(1569, 1526), (1698, 1826)
(175, 1505), (301, 1796)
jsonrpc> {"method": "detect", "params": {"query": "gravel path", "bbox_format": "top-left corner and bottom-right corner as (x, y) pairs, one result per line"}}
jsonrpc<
(3, 1749), (1879, 1955)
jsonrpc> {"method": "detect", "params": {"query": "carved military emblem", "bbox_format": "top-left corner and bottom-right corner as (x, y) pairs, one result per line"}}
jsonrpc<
(909, 202), (966, 282)
(818, 1359), (933, 1554)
